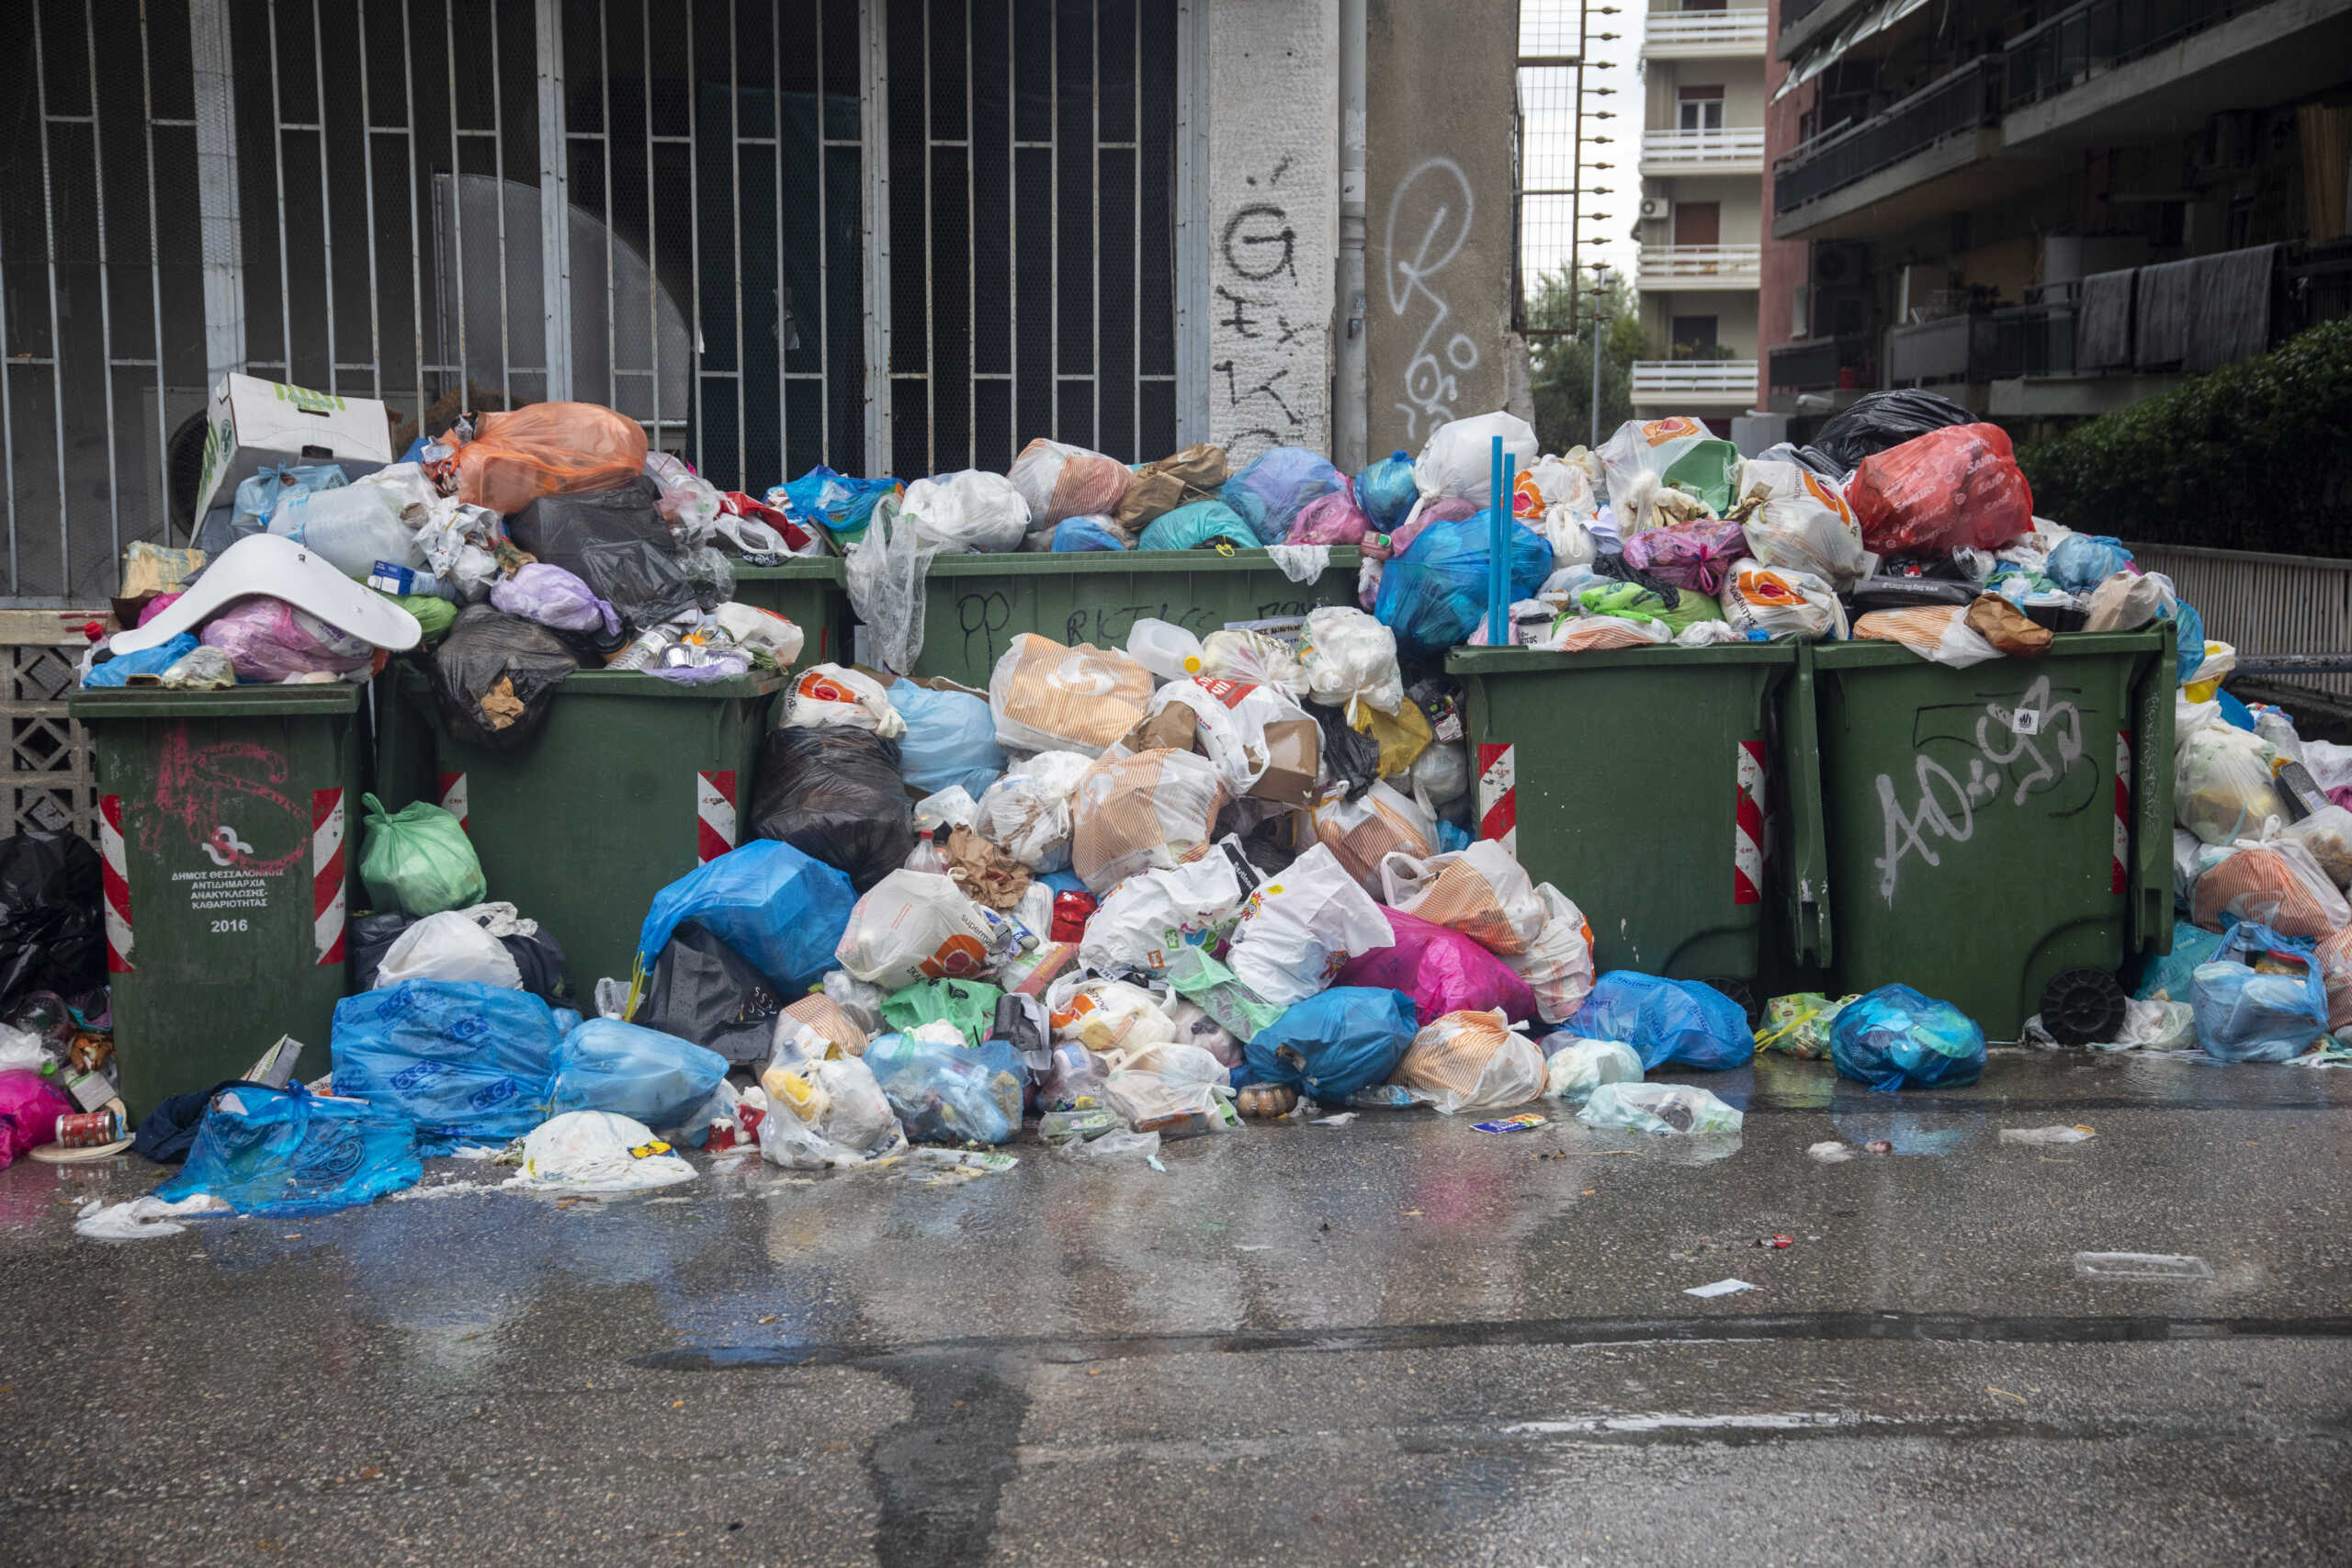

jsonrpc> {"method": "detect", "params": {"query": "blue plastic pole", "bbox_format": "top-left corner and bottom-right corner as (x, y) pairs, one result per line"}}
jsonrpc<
(1487, 436), (1510, 647)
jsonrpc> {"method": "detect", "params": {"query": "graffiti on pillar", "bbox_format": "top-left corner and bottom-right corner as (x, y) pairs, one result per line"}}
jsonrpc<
(1383, 157), (1478, 441)
(1212, 158), (1315, 460)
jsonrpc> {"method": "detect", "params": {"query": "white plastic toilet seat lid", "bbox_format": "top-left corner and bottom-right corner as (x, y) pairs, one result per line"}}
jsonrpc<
(107, 534), (423, 656)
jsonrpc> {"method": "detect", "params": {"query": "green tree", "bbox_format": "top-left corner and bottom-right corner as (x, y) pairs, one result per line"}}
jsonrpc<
(1527, 265), (1644, 453)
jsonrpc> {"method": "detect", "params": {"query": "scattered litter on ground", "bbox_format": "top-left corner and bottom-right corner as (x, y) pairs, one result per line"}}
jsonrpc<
(2071, 1251), (2214, 1281)
(2000, 1124), (2097, 1145)
(1684, 1278), (1758, 1299)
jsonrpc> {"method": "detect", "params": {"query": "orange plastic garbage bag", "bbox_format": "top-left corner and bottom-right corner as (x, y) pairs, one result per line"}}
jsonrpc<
(437, 403), (649, 514)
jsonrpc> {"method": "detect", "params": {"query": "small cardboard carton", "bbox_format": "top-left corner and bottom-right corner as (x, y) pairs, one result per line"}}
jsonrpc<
(192, 373), (394, 521)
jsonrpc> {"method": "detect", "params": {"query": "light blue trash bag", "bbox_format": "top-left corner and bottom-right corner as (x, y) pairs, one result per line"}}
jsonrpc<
(889, 678), (1008, 797)
(2044, 533), (2132, 591)
(1246, 987), (1418, 1104)
(545, 1018), (729, 1132)
(331, 980), (567, 1153)
(1355, 450), (1419, 533)
(1568, 972), (1753, 1072)
(2191, 921), (2328, 1063)
(83, 633), (199, 688)
(1373, 508), (1552, 657)
(1137, 499), (1259, 552)
(1829, 983), (1986, 1091)
(2136, 921), (2227, 1004)
(1051, 517), (1130, 552)
(232, 462), (347, 536)
(1223, 446), (1343, 544)
(864, 1032), (1024, 1145)
(636, 839), (856, 992)
(156, 1084), (421, 1216)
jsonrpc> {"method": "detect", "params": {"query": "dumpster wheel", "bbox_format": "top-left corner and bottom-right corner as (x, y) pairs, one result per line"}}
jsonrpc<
(1701, 976), (1760, 1030)
(2040, 967), (2128, 1046)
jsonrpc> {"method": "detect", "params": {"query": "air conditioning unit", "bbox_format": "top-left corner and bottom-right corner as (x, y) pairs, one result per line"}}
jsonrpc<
(1810, 241), (1867, 288)
(1638, 196), (1671, 222)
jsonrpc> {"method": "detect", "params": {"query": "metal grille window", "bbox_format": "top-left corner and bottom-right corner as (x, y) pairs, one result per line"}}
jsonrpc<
(884, 0), (1180, 476)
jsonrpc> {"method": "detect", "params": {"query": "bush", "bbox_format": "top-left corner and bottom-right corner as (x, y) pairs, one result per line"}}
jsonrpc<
(2017, 315), (2352, 558)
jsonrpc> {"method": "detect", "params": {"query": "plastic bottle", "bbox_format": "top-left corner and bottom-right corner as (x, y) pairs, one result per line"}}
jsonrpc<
(903, 829), (950, 875)
(268, 484), (417, 580)
(1125, 617), (1204, 682)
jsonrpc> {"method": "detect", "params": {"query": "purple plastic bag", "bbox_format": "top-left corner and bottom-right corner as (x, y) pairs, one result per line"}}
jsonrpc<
(1288, 481), (1370, 547)
(198, 596), (377, 682)
(490, 562), (621, 638)
(1335, 909), (1538, 1023)
(1622, 521), (1752, 595)
(647, 649), (752, 685)
(0, 1068), (74, 1168)
(1223, 446), (1343, 545)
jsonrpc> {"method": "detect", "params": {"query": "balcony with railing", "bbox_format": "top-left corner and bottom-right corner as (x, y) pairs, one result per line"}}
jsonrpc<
(1887, 299), (2081, 386)
(1639, 127), (1768, 175)
(1771, 57), (2003, 215)
(1631, 359), (1760, 404)
(1635, 244), (1764, 289)
(2007, 0), (2250, 110)
(1644, 8), (1769, 57)
(1768, 334), (1874, 395)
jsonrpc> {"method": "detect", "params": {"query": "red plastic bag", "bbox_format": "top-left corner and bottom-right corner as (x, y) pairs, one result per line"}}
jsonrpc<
(1847, 423), (2032, 558)
(437, 403), (650, 514)
(0, 1069), (73, 1169)
(1334, 909), (1537, 1023)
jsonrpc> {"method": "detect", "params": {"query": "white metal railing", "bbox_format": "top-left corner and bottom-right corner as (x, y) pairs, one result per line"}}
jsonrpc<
(2126, 544), (2352, 700)
(1643, 10), (1770, 53)
(1630, 360), (1760, 400)
(1636, 244), (1764, 288)
(1640, 128), (1769, 169)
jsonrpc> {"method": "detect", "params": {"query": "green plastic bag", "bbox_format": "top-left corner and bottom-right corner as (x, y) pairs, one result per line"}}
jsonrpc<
(390, 593), (458, 646)
(359, 793), (487, 917)
(880, 976), (1003, 1046)
(1755, 992), (1857, 1059)
(1660, 438), (1741, 514)
(1574, 579), (1725, 636)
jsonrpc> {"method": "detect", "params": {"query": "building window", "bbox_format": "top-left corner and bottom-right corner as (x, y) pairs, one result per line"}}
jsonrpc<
(1678, 86), (1724, 133)
(1672, 315), (1721, 355)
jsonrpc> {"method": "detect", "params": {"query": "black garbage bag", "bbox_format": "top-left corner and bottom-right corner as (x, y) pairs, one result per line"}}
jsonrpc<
(507, 477), (698, 631)
(1312, 703), (1381, 800)
(1809, 389), (1976, 473)
(350, 910), (415, 991)
(499, 927), (570, 1004)
(432, 605), (581, 750)
(633, 920), (783, 1065)
(1754, 440), (1850, 481)
(0, 831), (105, 1012)
(748, 726), (916, 893)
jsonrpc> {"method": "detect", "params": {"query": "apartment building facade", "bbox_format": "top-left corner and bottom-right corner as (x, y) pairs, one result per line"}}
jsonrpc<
(1758, 0), (2352, 428)
(1632, 0), (1772, 426)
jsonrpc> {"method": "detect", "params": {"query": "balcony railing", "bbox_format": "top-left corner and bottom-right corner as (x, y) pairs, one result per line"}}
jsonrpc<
(1772, 57), (2002, 212)
(1769, 335), (1873, 392)
(1640, 127), (1768, 172)
(1888, 300), (2084, 384)
(1636, 244), (1764, 288)
(1631, 360), (1760, 402)
(1783, 0), (1839, 30)
(1644, 10), (1770, 55)
(2006, 0), (2245, 109)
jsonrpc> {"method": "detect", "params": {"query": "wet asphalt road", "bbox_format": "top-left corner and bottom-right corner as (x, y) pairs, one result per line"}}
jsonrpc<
(3, 1049), (2350, 1566)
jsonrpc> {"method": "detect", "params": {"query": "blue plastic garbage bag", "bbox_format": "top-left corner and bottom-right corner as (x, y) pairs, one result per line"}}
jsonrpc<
(2045, 533), (2132, 591)
(864, 1032), (1024, 1145)
(774, 465), (899, 545)
(1374, 509), (1551, 657)
(545, 1018), (729, 1131)
(888, 678), (1007, 798)
(331, 981), (567, 1152)
(1568, 971), (1754, 1072)
(2191, 921), (2328, 1063)
(1223, 446), (1343, 545)
(233, 462), (347, 536)
(1829, 983), (1986, 1091)
(636, 839), (856, 992)
(1137, 499), (1258, 553)
(1051, 517), (1130, 552)
(156, 1083), (421, 1216)
(1246, 987), (1419, 1103)
(2136, 921), (2228, 1004)
(83, 633), (200, 688)
(1355, 450), (1419, 533)
(2170, 599), (2205, 686)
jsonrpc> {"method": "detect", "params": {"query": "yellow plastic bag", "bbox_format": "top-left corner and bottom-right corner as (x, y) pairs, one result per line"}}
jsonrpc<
(1349, 693), (1431, 778)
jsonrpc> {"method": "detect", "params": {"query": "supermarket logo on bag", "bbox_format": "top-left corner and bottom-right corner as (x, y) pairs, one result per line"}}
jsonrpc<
(794, 670), (856, 705)
(1642, 417), (1704, 446)
(390, 1062), (449, 1091)
(1193, 676), (1259, 709)
(469, 1078), (521, 1111)
(921, 934), (990, 980)
(1799, 471), (1852, 521)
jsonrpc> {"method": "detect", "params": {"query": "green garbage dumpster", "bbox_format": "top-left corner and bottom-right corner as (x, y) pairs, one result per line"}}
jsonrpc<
(906, 548), (1363, 688)
(393, 665), (782, 991)
(1802, 627), (2175, 1042)
(1445, 643), (1825, 995)
(731, 558), (851, 665)
(69, 684), (365, 1119)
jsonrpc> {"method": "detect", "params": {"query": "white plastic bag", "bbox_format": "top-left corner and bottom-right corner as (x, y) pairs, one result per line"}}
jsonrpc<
(1196, 627), (1310, 698)
(1526, 454), (1597, 516)
(1597, 417), (1717, 535)
(844, 488), (936, 674)
(784, 662), (906, 738)
(1732, 458), (1867, 589)
(2175, 705), (2282, 846)
(1851, 606), (2003, 669)
(1313, 780), (1435, 896)
(713, 603), (806, 665)
(834, 869), (1004, 988)
(1379, 841), (1545, 958)
(1718, 561), (1848, 642)
(1408, 739), (1469, 807)
(989, 634), (1155, 756)
(1139, 676), (1317, 798)
(1227, 842), (1396, 1008)
(1577, 1081), (1742, 1135)
(899, 469), (1031, 554)
(1077, 855), (1247, 973)
(2191, 837), (2351, 937)
(1540, 1037), (1642, 1104)
(1070, 749), (1231, 894)
(1508, 884), (1598, 1023)
(2279, 805), (2352, 890)
(1298, 605), (1404, 715)
(971, 750), (1094, 871)
(1046, 976), (1179, 1054)
(1394, 1010), (1545, 1113)
(1415, 412), (1540, 506)
(1536, 506), (1600, 575)
(758, 1055), (909, 1169)
(375, 910), (523, 989)
(2084, 571), (2172, 633)
(509, 1111), (696, 1191)
(913, 785), (979, 833)
(1006, 437), (1135, 526)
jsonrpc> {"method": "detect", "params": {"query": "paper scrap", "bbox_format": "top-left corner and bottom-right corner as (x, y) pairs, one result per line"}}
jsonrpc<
(1684, 1278), (1758, 1299)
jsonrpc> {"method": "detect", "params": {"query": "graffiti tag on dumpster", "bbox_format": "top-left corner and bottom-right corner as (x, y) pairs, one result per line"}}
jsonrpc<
(141, 724), (308, 880)
(1874, 676), (2090, 902)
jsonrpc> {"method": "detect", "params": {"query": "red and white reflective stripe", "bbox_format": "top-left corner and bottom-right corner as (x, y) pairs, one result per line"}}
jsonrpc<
(1733, 739), (1766, 907)
(2112, 729), (2132, 896)
(99, 795), (134, 974)
(312, 787), (347, 965)
(436, 772), (469, 833)
(697, 770), (739, 863)
(1475, 742), (1517, 859)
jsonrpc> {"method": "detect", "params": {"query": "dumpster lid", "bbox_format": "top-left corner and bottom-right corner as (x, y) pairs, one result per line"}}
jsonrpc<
(1445, 642), (1799, 676)
(68, 682), (365, 720)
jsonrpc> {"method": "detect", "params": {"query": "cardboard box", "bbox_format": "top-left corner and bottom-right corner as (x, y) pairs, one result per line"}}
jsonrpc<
(192, 374), (395, 521)
(1250, 716), (1320, 809)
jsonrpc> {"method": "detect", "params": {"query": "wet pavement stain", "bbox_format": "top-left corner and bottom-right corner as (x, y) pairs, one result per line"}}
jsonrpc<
(865, 1355), (1030, 1568)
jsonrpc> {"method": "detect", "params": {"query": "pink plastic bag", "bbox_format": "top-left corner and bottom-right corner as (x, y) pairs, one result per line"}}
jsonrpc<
(1288, 482), (1369, 547)
(1335, 909), (1538, 1023)
(199, 595), (378, 682)
(0, 1069), (73, 1168)
(1622, 520), (1751, 594)
(490, 562), (621, 637)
